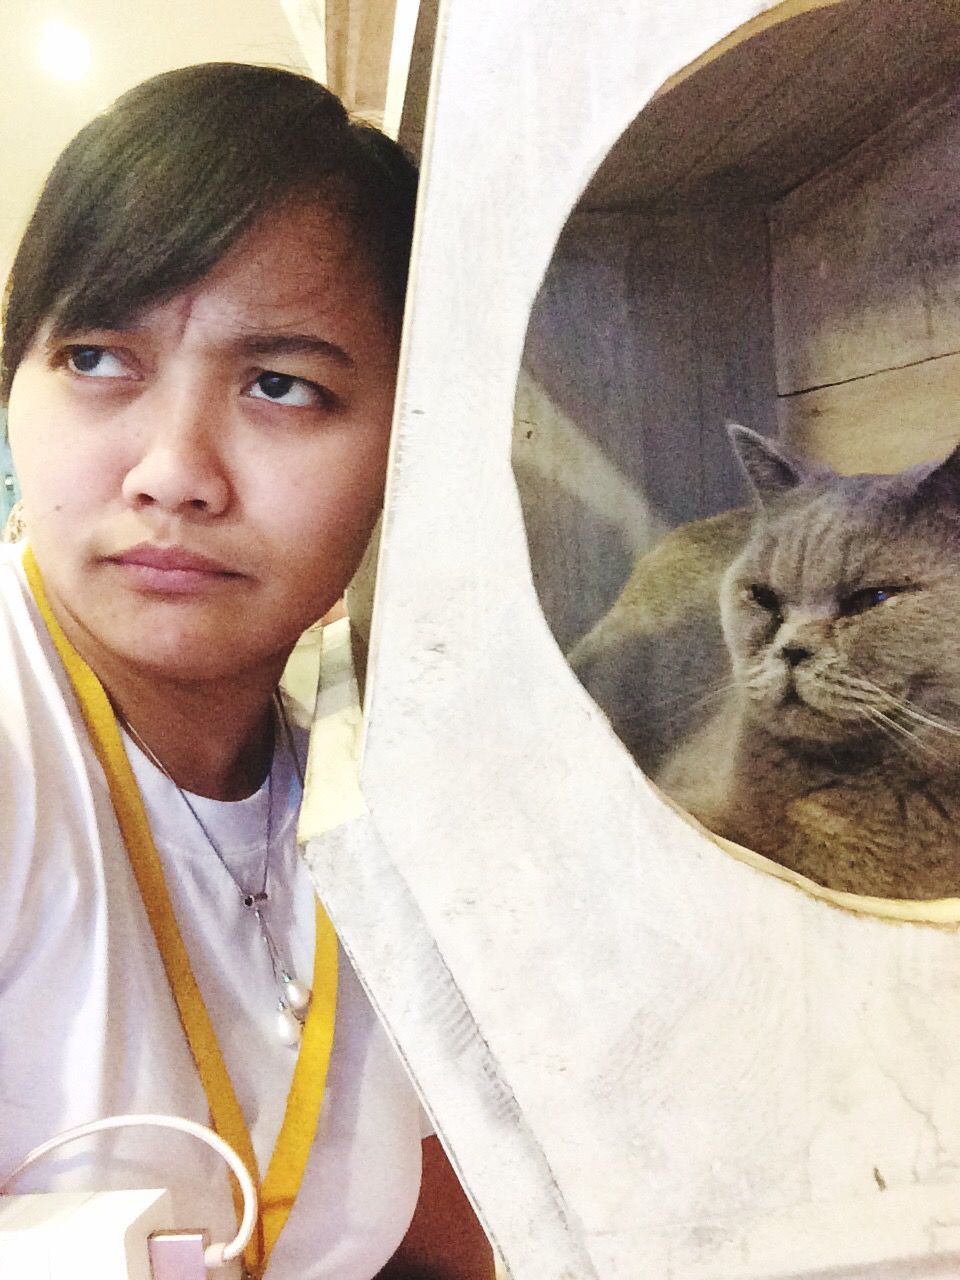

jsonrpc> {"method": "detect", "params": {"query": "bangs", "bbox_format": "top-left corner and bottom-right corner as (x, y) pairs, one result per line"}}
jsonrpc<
(2, 63), (416, 398)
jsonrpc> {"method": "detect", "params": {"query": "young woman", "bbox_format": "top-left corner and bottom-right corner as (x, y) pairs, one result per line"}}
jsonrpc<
(0, 62), (492, 1279)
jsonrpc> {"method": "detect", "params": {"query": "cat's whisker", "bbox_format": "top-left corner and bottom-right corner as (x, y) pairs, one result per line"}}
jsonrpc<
(614, 685), (737, 736)
(874, 693), (960, 739)
(889, 704), (960, 738)
(833, 670), (885, 695)
(861, 706), (916, 747)
(616, 671), (738, 717)
(742, 663), (772, 696)
(810, 673), (877, 712)
(863, 706), (947, 761)
(848, 673), (960, 739)
(641, 676), (737, 715)
(653, 690), (734, 730)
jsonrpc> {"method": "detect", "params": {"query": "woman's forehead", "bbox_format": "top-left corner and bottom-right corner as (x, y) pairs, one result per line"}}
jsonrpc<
(200, 203), (380, 316)
(41, 202), (391, 356)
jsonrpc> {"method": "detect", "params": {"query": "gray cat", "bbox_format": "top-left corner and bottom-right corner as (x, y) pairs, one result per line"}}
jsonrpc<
(657, 426), (960, 899)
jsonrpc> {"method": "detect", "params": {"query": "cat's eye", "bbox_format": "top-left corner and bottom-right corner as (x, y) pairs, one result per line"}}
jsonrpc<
(839, 586), (896, 616)
(747, 584), (782, 617)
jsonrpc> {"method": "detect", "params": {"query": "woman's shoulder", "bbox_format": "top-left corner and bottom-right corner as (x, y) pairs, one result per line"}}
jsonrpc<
(0, 541), (48, 648)
(0, 540), (36, 635)
(0, 539), (103, 951)
(0, 537), (26, 571)
(0, 541), (75, 729)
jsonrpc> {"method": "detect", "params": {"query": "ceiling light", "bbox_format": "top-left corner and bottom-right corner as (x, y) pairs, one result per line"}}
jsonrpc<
(38, 19), (92, 83)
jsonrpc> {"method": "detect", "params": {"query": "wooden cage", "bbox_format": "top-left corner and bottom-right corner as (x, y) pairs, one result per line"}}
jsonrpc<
(302, 2), (960, 1277)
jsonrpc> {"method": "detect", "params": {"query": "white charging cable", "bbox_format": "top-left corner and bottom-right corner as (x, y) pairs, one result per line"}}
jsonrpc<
(0, 1113), (258, 1270)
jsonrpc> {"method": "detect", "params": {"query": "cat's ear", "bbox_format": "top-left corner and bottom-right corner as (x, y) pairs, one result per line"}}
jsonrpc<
(909, 441), (960, 513)
(728, 424), (806, 507)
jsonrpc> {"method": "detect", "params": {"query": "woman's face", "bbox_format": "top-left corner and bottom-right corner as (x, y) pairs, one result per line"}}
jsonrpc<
(8, 202), (399, 685)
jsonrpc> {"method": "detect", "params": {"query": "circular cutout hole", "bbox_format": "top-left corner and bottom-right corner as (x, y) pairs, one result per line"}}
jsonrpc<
(513, 0), (960, 902)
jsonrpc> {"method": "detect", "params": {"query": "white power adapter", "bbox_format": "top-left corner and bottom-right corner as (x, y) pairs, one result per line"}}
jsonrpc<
(0, 1188), (193, 1279)
(0, 1116), (256, 1279)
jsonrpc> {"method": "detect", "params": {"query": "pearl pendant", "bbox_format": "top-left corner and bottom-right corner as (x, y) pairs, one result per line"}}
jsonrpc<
(283, 977), (311, 1016)
(276, 1005), (303, 1046)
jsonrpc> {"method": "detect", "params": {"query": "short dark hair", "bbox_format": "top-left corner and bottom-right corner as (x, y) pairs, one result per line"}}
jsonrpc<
(1, 62), (418, 400)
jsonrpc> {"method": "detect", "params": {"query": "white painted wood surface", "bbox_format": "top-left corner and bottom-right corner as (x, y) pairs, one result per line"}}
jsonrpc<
(301, 2), (960, 1277)
(771, 85), (960, 395)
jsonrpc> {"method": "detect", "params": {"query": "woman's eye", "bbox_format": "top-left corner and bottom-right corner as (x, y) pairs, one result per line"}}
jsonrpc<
(65, 345), (126, 378)
(748, 583), (781, 616)
(840, 586), (896, 616)
(248, 371), (334, 409)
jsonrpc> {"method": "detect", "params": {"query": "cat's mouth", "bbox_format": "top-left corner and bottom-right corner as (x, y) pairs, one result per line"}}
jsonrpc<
(769, 675), (881, 747)
(779, 668), (815, 711)
(776, 677), (836, 726)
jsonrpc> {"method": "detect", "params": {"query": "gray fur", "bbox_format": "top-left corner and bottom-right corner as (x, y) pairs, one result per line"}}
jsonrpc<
(657, 430), (960, 899)
(569, 508), (752, 772)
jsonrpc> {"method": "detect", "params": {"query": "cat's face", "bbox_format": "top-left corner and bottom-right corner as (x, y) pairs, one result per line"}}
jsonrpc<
(720, 429), (960, 753)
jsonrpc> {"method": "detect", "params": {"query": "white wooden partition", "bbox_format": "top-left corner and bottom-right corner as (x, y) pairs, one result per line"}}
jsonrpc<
(302, 3), (960, 1277)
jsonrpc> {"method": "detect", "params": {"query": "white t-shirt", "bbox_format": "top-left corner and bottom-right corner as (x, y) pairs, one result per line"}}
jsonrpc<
(0, 543), (425, 1278)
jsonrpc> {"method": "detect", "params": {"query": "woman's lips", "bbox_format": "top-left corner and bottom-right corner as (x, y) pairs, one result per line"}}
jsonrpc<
(106, 544), (242, 594)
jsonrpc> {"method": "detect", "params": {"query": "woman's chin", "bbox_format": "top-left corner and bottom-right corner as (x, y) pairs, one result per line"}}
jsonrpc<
(86, 616), (285, 687)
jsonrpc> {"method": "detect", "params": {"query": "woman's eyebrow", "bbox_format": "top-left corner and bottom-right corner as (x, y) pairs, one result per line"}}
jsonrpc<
(233, 333), (354, 368)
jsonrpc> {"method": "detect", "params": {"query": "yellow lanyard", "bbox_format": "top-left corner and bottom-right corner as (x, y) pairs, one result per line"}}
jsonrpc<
(23, 547), (339, 1278)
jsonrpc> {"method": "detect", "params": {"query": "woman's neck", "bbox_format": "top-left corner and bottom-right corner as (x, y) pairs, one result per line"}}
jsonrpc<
(31, 556), (291, 800)
(111, 675), (279, 800)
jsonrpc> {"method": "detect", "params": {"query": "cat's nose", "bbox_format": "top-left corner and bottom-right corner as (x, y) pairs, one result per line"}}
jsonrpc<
(780, 644), (812, 667)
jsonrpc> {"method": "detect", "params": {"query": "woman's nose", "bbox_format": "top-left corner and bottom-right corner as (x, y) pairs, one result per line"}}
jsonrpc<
(120, 391), (231, 516)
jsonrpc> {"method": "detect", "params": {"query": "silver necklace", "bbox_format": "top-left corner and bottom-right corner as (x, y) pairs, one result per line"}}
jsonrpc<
(119, 693), (312, 1047)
